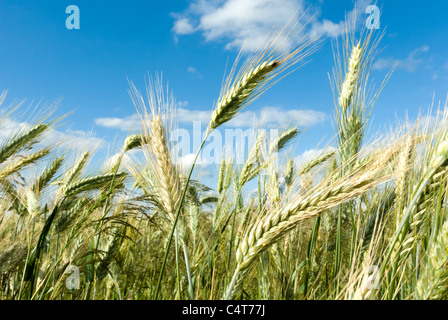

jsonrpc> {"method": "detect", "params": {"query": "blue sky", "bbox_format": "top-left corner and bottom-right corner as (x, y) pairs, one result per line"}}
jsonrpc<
(1, 0), (448, 185)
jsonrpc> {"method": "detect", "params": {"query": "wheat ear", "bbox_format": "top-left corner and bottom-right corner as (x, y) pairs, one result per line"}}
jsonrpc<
(338, 42), (362, 113)
(381, 137), (448, 285)
(0, 149), (50, 179)
(297, 150), (336, 176)
(416, 220), (448, 300)
(64, 173), (127, 197)
(0, 123), (49, 164)
(223, 149), (394, 299)
(207, 60), (280, 134)
(239, 131), (266, 187)
(284, 159), (295, 187)
(33, 156), (64, 193)
(268, 127), (300, 155)
(149, 116), (182, 219)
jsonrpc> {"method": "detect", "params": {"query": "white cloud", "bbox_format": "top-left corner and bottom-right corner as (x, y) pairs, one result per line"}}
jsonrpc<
(227, 106), (326, 128)
(177, 152), (214, 177)
(177, 153), (205, 170)
(95, 106), (326, 131)
(373, 46), (430, 72)
(172, 0), (375, 50)
(187, 67), (197, 73)
(309, 0), (374, 39)
(186, 66), (203, 78)
(0, 119), (28, 139)
(308, 19), (345, 39)
(177, 107), (212, 124)
(308, 0), (374, 39)
(173, 0), (309, 50)
(94, 115), (138, 131)
(177, 100), (189, 108)
(102, 149), (140, 172)
(51, 129), (105, 151)
(172, 17), (196, 35)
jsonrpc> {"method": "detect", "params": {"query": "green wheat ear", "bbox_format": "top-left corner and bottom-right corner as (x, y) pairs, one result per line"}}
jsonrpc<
(268, 127), (301, 155)
(0, 123), (49, 164)
(416, 220), (448, 300)
(123, 134), (145, 152)
(33, 156), (64, 193)
(207, 60), (280, 135)
(64, 172), (127, 197)
(297, 150), (336, 176)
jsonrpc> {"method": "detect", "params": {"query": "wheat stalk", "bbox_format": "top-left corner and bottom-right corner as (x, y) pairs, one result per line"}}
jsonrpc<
(416, 220), (448, 300)
(381, 134), (448, 292)
(223, 147), (394, 299)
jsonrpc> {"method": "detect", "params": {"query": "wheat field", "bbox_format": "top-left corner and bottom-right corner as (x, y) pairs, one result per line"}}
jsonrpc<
(1, 22), (448, 301)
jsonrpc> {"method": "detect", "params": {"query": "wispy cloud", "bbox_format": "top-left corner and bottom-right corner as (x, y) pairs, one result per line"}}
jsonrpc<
(172, 17), (197, 35)
(172, 0), (308, 50)
(52, 129), (105, 151)
(171, 0), (375, 50)
(309, 0), (373, 39)
(187, 66), (203, 78)
(95, 106), (326, 131)
(94, 115), (139, 131)
(226, 106), (327, 128)
(187, 66), (197, 73)
(373, 46), (430, 72)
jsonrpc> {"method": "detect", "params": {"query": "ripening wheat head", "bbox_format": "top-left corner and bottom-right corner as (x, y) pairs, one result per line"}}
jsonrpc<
(338, 42), (362, 112)
(207, 15), (318, 135)
(223, 135), (400, 299)
(127, 77), (182, 221)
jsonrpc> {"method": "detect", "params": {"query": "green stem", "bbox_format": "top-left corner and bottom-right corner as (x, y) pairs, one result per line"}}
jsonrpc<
(379, 168), (436, 288)
(154, 135), (208, 299)
(334, 206), (342, 296)
(182, 241), (194, 299)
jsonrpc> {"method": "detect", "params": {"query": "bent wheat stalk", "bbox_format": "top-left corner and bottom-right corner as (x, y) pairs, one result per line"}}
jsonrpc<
(223, 148), (395, 299)
(380, 137), (448, 289)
